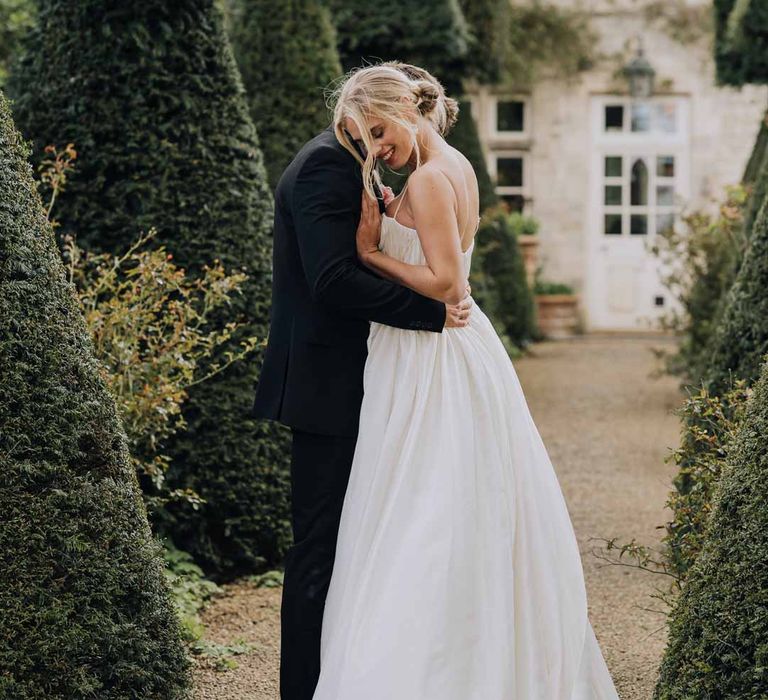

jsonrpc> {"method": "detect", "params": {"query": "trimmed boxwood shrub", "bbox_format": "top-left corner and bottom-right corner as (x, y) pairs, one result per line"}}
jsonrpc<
(654, 356), (768, 699)
(743, 111), (768, 186)
(9, 0), (291, 578)
(470, 207), (535, 350)
(0, 90), (189, 699)
(228, 0), (342, 189)
(325, 0), (470, 91)
(457, 0), (511, 85)
(704, 195), (768, 396)
(714, 0), (768, 87)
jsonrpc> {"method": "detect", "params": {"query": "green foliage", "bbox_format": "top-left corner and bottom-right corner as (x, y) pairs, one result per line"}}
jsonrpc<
(325, 0), (470, 90)
(714, 0), (768, 86)
(651, 185), (748, 382)
(0, 90), (190, 699)
(457, 0), (511, 84)
(533, 280), (574, 295)
(9, 0), (292, 578)
(704, 196), (768, 396)
(743, 111), (768, 186)
(505, 1), (596, 87)
(471, 207), (535, 349)
(228, 0), (342, 189)
(63, 228), (259, 512)
(662, 381), (750, 582)
(654, 358), (768, 699)
(164, 544), (221, 643)
(0, 0), (34, 88)
(446, 100), (498, 212)
(742, 129), (768, 240)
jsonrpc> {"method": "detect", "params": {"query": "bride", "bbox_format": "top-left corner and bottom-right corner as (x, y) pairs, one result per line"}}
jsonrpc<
(312, 62), (620, 699)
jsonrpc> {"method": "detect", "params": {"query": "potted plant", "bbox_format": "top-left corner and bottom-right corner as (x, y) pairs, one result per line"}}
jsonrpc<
(533, 278), (581, 339)
(508, 212), (539, 287)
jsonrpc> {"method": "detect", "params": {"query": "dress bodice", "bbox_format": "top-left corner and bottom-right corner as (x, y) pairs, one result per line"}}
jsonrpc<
(379, 214), (474, 279)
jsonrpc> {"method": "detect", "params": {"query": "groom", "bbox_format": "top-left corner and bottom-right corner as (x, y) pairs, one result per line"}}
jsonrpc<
(252, 123), (471, 699)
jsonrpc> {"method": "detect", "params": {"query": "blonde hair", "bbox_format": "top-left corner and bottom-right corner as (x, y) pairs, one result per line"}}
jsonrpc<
(327, 61), (459, 200)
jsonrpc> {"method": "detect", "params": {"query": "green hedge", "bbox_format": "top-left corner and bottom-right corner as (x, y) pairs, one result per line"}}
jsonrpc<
(714, 0), (768, 86)
(0, 90), (189, 699)
(446, 100), (498, 213)
(704, 194), (768, 396)
(9, 0), (291, 578)
(325, 0), (470, 91)
(654, 357), (768, 699)
(471, 208), (535, 349)
(743, 111), (768, 185)
(457, 0), (510, 85)
(228, 0), (342, 189)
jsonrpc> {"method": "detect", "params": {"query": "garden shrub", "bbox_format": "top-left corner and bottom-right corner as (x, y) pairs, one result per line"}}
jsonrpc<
(714, 0), (768, 87)
(704, 194), (768, 396)
(227, 0), (342, 189)
(0, 90), (189, 699)
(652, 185), (747, 383)
(9, 0), (292, 578)
(654, 357), (768, 699)
(325, 0), (470, 90)
(471, 207), (535, 351)
(662, 381), (750, 582)
(457, 0), (511, 85)
(743, 110), (768, 186)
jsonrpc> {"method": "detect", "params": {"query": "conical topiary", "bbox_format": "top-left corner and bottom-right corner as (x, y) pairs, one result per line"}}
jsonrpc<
(704, 194), (768, 396)
(0, 90), (189, 699)
(228, 0), (342, 189)
(8, 0), (291, 577)
(326, 0), (470, 92)
(654, 355), (768, 698)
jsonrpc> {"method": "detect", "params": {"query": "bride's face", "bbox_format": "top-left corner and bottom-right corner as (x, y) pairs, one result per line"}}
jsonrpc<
(344, 113), (416, 170)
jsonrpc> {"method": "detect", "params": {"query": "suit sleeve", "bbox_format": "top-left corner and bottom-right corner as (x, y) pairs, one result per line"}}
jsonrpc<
(291, 146), (446, 332)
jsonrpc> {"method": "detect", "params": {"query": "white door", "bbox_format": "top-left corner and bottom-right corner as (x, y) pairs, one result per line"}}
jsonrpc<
(585, 96), (689, 331)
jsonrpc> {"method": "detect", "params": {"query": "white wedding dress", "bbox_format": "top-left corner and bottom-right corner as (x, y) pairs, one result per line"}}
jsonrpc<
(313, 205), (620, 699)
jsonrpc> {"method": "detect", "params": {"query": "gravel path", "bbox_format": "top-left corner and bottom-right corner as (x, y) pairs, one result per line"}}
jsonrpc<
(193, 334), (682, 700)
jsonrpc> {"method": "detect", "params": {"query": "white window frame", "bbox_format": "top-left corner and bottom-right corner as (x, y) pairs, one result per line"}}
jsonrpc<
(490, 151), (529, 210)
(489, 95), (530, 139)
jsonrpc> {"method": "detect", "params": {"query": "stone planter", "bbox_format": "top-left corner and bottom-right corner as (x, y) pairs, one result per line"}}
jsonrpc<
(517, 234), (539, 288)
(535, 294), (581, 339)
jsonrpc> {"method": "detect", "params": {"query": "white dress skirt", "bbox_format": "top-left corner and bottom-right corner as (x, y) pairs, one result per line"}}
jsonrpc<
(312, 214), (620, 700)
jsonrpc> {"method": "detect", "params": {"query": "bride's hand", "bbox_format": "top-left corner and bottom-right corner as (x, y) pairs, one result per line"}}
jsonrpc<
(357, 190), (382, 260)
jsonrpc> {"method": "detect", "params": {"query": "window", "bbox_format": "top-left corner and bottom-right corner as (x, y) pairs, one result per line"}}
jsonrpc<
(496, 100), (525, 133)
(493, 154), (527, 212)
(603, 100), (678, 135)
(601, 153), (678, 237)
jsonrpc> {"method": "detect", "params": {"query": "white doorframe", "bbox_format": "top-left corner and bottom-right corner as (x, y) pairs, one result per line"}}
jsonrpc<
(584, 95), (690, 331)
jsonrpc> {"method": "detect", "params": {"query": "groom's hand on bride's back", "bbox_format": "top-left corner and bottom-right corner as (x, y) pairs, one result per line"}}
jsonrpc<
(445, 285), (473, 328)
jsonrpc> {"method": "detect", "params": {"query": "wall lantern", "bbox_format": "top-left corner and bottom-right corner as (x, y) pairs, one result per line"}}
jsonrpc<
(622, 41), (656, 99)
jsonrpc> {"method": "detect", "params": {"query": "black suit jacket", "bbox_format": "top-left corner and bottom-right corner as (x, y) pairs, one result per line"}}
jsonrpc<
(252, 125), (446, 436)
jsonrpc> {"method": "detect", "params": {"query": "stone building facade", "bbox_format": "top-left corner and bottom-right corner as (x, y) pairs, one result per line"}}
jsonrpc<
(467, 0), (767, 331)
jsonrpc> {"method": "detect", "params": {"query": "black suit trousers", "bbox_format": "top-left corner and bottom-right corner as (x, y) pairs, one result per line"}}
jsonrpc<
(280, 428), (357, 700)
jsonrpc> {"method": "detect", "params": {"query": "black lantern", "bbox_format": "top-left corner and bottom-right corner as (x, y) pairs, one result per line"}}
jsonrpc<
(623, 43), (655, 99)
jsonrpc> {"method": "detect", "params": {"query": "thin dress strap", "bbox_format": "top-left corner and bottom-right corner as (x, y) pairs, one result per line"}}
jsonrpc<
(392, 178), (409, 220)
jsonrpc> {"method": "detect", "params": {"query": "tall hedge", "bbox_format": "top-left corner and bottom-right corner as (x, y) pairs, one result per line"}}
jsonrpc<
(654, 356), (768, 699)
(0, 91), (189, 699)
(228, 0), (342, 189)
(9, 0), (291, 578)
(325, 0), (470, 91)
(457, 0), (511, 85)
(743, 111), (768, 186)
(714, 0), (768, 87)
(704, 195), (768, 395)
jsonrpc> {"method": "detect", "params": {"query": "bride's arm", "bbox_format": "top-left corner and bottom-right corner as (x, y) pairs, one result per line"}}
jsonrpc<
(357, 167), (468, 305)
